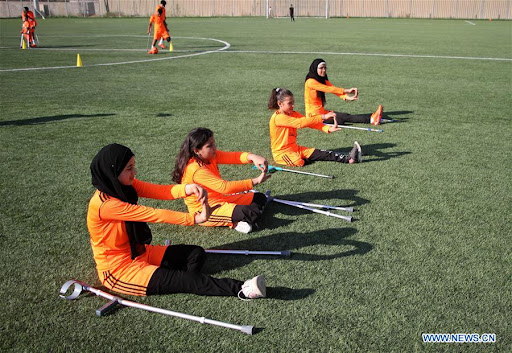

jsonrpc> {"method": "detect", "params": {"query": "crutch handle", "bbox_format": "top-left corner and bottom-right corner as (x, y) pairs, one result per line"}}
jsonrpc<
(96, 299), (119, 316)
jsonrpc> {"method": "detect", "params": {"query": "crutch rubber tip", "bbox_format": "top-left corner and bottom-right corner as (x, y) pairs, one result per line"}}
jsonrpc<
(328, 175), (335, 179)
(281, 250), (291, 257)
(240, 325), (254, 335)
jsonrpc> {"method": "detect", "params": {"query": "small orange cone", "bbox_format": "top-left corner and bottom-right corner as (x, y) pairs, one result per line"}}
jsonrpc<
(169, 41), (173, 52)
(77, 54), (82, 67)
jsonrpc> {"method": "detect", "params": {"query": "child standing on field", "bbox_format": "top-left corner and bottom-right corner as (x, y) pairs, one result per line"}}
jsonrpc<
(147, 8), (171, 54)
(21, 7), (37, 48)
(305, 58), (383, 126)
(172, 128), (271, 234)
(154, 0), (169, 49)
(269, 87), (362, 167)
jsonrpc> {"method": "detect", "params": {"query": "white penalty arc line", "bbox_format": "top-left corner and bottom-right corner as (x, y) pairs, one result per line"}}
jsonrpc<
(0, 37), (230, 72)
(465, 20), (476, 25)
(221, 49), (511, 62)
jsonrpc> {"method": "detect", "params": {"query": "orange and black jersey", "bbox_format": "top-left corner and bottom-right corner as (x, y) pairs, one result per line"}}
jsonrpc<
(304, 78), (346, 117)
(87, 180), (193, 280)
(180, 150), (253, 214)
(269, 109), (331, 156)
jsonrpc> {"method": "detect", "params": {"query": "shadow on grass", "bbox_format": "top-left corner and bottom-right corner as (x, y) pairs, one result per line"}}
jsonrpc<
(0, 113), (116, 126)
(262, 189), (368, 223)
(156, 113), (174, 117)
(362, 143), (411, 162)
(328, 143), (411, 163)
(383, 110), (413, 122)
(204, 227), (371, 272)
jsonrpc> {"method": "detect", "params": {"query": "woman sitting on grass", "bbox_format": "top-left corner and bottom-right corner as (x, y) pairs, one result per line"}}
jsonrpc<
(87, 143), (265, 300)
(172, 127), (270, 234)
(305, 58), (383, 126)
(269, 87), (362, 167)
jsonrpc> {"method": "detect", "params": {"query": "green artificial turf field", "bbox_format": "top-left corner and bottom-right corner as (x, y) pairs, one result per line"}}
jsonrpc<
(1, 16), (511, 352)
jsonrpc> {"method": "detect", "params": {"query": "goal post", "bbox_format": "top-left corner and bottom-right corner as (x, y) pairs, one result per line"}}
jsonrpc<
(266, 0), (330, 19)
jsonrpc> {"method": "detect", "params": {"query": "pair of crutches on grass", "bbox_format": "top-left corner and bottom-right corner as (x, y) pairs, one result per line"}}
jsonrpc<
(259, 190), (354, 223)
(252, 165), (355, 222)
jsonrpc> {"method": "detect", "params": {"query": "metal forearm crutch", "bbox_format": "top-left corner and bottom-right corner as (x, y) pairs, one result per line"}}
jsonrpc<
(324, 123), (383, 133)
(279, 199), (354, 213)
(253, 189), (353, 222)
(253, 165), (334, 179)
(59, 280), (255, 335)
(163, 240), (291, 257)
(270, 197), (353, 222)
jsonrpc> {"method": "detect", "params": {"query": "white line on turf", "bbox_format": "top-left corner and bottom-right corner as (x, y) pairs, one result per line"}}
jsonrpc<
(465, 20), (476, 25)
(0, 37), (230, 72)
(221, 50), (511, 62)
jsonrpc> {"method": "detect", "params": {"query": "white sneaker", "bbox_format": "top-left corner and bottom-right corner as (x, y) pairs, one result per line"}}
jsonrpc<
(238, 275), (266, 300)
(234, 221), (252, 234)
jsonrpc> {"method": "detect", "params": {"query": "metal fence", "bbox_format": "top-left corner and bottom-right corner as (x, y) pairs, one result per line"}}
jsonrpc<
(1, 0), (511, 19)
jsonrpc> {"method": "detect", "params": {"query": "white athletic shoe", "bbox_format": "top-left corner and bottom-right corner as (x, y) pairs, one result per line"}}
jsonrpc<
(234, 221), (252, 234)
(238, 275), (266, 300)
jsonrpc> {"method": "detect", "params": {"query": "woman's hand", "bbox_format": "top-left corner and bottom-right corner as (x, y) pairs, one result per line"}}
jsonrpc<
(322, 111), (339, 131)
(322, 111), (336, 121)
(248, 153), (268, 173)
(185, 184), (207, 204)
(252, 171), (271, 186)
(345, 87), (358, 100)
(194, 202), (211, 224)
(193, 192), (216, 224)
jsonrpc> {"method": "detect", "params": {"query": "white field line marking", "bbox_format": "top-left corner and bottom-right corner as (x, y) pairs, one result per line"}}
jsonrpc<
(465, 20), (476, 25)
(221, 49), (511, 62)
(0, 37), (230, 72)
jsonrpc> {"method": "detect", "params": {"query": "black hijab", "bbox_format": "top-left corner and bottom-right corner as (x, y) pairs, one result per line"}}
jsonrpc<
(90, 143), (152, 259)
(305, 58), (328, 106)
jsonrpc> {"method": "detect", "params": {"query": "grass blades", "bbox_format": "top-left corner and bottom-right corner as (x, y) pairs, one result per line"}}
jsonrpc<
(1, 17), (511, 352)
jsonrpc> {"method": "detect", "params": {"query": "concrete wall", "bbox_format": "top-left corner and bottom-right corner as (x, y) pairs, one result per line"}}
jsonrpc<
(1, 0), (510, 19)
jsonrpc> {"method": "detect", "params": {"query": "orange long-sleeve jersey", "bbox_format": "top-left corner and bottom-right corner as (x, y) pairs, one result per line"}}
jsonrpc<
(155, 4), (166, 20)
(22, 10), (36, 25)
(304, 78), (346, 117)
(180, 150), (253, 214)
(149, 14), (166, 32)
(155, 4), (167, 21)
(270, 110), (331, 157)
(87, 179), (194, 279)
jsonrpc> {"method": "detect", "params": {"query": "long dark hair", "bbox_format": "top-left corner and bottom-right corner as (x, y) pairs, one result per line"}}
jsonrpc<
(172, 127), (214, 183)
(305, 58), (328, 106)
(268, 87), (294, 110)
